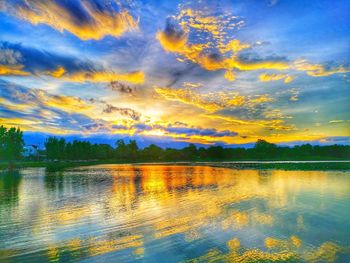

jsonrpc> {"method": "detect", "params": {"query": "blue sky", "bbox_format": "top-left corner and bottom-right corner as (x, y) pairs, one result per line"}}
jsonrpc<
(0, 0), (349, 147)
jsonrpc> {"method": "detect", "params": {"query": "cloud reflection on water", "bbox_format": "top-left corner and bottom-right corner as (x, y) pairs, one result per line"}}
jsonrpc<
(0, 165), (349, 262)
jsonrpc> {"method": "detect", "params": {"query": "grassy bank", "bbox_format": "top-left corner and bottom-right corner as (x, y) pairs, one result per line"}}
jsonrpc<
(200, 161), (350, 171)
(0, 160), (117, 171)
(1, 160), (350, 171)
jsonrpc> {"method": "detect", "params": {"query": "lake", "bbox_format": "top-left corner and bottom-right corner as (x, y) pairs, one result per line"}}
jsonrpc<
(0, 165), (349, 262)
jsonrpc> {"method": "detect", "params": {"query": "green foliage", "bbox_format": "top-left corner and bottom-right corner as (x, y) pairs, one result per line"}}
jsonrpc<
(45, 138), (113, 160)
(42, 136), (350, 162)
(252, 139), (278, 159)
(0, 126), (24, 162)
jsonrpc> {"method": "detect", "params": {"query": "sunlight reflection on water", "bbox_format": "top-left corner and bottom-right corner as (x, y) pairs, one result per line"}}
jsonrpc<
(0, 165), (349, 262)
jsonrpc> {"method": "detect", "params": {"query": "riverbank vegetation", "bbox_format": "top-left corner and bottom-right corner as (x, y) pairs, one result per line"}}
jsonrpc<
(44, 137), (350, 162)
(0, 126), (349, 170)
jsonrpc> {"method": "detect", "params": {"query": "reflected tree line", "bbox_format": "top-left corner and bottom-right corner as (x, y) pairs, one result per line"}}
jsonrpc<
(45, 137), (350, 161)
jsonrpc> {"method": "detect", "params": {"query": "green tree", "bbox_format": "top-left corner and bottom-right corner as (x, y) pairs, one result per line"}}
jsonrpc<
(253, 139), (278, 159)
(115, 139), (127, 160)
(0, 126), (24, 163)
(142, 144), (163, 161)
(45, 137), (59, 160)
(182, 144), (198, 160)
(127, 140), (139, 160)
(0, 125), (7, 160)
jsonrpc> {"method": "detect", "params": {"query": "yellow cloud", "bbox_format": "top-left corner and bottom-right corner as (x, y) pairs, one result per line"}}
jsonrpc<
(155, 86), (277, 116)
(49, 66), (65, 78)
(154, 87), (222, 112)
(157, 18), (289, 81)
(16, 1), (138, 40)
(154, 84), (296, 134)
(41, 94), (93, 113)
(259, 73), (294, 83)
(0, 98), (34, 111)
(0, 117), (38, 126)
(1, 64), (144, 84)
(226, 94), (246, 106)
(46, 67), (145, 84)
(250, 94), (275, 104)
(156, 30), (189, 53)
(177, 9), (222, 37)
(206, 114), (295, 131)
(63, 70), (144, 84)
(0, 64), (29, 76)
(293, 60), (350, 77)
(157, 8), (349, 81)
(284, 76), (294, 83)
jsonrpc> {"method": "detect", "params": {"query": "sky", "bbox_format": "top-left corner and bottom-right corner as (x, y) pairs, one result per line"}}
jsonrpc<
(0, 0), (349, 148)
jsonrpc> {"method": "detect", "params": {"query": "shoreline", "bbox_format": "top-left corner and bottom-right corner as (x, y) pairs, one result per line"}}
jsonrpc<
(1, 160), (350, 171)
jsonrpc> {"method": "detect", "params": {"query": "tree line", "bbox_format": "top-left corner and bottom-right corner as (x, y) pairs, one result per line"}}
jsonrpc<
(45, 137), (350, 161)
(1, 126), (349, 163)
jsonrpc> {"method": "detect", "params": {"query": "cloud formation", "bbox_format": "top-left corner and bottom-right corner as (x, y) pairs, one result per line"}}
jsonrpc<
(102, 104), (141, 121)
(154, 83), (296, 132)
(0, 80), (92, 114)
(259, 73), (293, 83)
(156, 7), (349, 81)
(0, 80), (110, 134)
(108, 81), (135, 95)
(0, 64), (29, 76)
(56, 68), (144, 84)
(129, 122), (238, 139)
(165, 126), (237, 137)
(0, 42), (144, 84)
(154, 86), (223, 112)
(293, 60), (350, 77)
(156, 12), (290, 81)
(155, 85), (275, 113)
(7, 0), (138, 40)
(0, 0), (349, 146)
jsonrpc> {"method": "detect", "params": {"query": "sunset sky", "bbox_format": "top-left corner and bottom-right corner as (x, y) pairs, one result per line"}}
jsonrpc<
(0, 0), (349, 147)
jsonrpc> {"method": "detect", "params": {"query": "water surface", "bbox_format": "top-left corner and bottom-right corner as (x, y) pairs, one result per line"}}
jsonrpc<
(0, 165), (349, 262)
